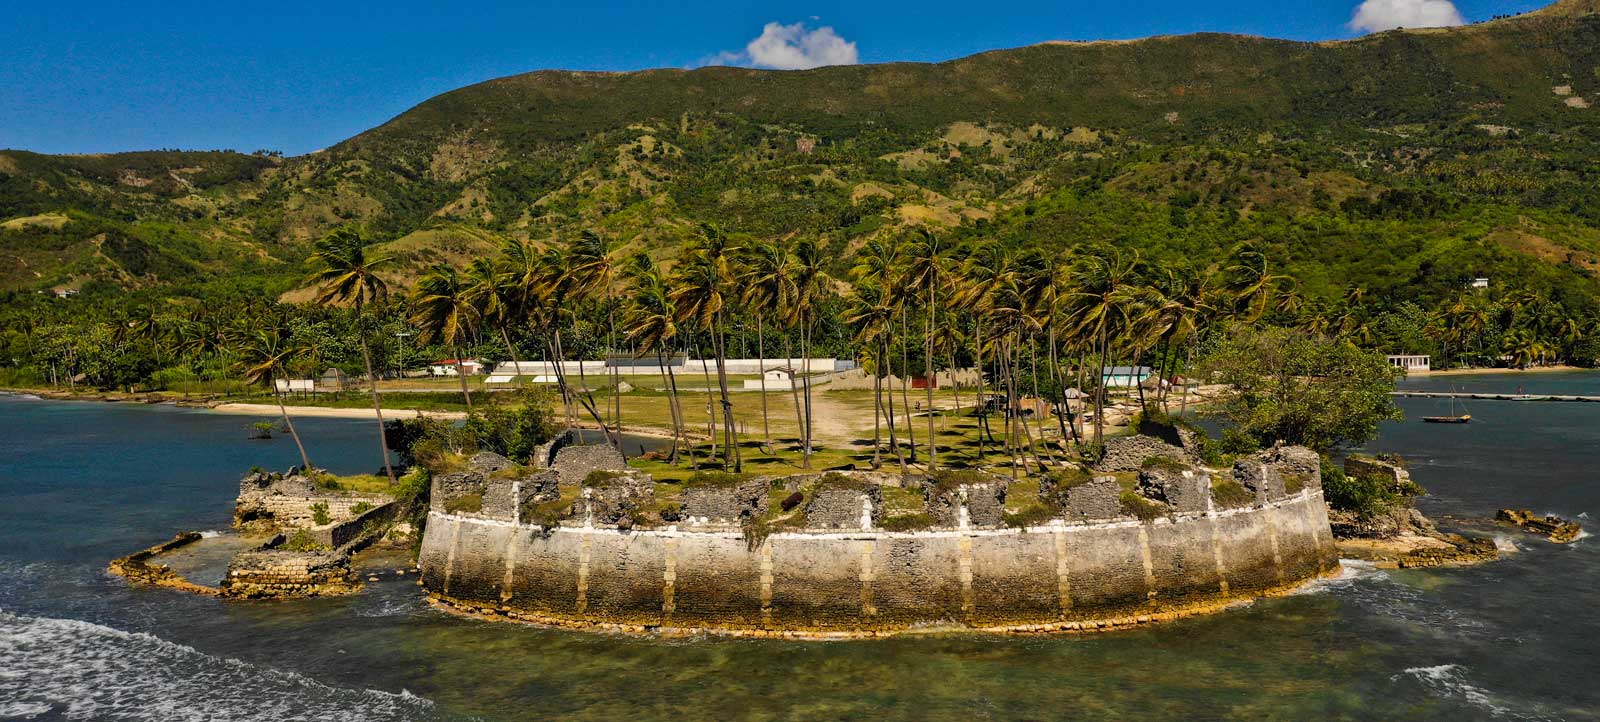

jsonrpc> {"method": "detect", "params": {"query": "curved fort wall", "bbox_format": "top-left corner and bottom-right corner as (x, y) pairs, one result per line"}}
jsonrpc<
(418, 446), (1339, 636)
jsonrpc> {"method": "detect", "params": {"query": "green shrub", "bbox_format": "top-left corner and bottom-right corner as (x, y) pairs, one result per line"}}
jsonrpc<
(681, 470), (753, 488)
(310, 501), (331, 526)
(444, 493), (483, 514)
(927, 469), (992, 493)
(521, 488), (580, 528)
(351, 501), (373, 516)
(1320, 456), (1421, 518)
(283, 529), (329, 552)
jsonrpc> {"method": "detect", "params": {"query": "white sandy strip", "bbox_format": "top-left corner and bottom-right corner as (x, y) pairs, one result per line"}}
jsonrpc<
(208, 403), (466, 420)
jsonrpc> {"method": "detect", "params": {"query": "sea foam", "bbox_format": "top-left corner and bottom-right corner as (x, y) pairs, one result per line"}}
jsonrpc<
(0, 610), (443, 721)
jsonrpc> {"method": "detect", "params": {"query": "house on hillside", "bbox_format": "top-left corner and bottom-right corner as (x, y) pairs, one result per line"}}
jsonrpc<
(428, 359), (486, 377)
(1100, 366), (1153, 389)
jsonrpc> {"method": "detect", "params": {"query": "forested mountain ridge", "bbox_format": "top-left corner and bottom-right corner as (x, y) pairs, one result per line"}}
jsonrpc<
(3, 0), (1599, 315)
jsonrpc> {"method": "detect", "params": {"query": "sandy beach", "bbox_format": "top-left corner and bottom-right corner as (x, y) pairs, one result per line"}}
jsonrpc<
(208, 403), (467, 420)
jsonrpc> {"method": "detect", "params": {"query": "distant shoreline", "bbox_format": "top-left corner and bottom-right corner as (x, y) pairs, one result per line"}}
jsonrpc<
(1417, 365), (1590, 377)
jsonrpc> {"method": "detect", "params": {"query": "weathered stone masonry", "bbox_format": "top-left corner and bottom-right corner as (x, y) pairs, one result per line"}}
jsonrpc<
(418, 450), (1339, 637)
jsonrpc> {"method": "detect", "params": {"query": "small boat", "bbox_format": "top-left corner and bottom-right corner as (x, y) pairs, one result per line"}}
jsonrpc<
(1423, 390), (1471, 423)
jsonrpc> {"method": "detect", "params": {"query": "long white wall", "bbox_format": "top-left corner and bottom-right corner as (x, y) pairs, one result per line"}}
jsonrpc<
(494, 359), (839, 376)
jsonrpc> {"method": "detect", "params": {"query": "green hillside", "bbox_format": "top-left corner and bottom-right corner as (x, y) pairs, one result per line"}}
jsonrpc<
(3, 0), (1599, 309)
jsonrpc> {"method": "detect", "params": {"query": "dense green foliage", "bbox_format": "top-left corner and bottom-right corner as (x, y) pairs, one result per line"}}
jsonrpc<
(1202, 328), (1404, 451)
(1321, 455), (1427, 518)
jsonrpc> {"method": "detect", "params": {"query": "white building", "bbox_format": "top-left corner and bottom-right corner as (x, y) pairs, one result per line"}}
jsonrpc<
(428, 359), (486, 377)
(1385, 355), (1431, 372)
(743, 367), (800, 390)
(1470, 277), (1489, 289)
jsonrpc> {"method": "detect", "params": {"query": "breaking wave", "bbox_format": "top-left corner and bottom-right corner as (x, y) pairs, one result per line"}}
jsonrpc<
(0, 610), (447, 721)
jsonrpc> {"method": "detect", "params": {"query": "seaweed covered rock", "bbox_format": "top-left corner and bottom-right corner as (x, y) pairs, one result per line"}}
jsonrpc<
(1497, 509), (1582, 544)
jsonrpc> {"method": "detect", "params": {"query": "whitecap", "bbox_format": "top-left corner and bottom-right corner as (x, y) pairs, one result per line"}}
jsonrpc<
(1290, 559), (1387, 595)
(198, 530), (225, 539)
(1492, 534), (1521, 553)
(1394, 664), (1506, 715)
(0, 610), (444, 721)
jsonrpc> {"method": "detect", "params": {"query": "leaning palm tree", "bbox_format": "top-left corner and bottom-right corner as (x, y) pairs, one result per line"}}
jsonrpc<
(844, 281), (905, 473)
(568, 231), (624, 440)
(1068, 249), (1141, 446)
(409, 264), (480, 411)
(791, 238), (831, 469)
(309, 226), (398, 483)
(235, 326), (314, 471)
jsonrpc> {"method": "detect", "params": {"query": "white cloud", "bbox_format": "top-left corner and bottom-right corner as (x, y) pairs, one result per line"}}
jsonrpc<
(703, 22), (860, 70)
(1349, 0), (1466, 33)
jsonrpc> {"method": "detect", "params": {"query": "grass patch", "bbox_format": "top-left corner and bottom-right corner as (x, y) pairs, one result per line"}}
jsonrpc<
(680, 470), (756, 488)
(1141, 455), (1189, 473)
(522, 487), (581, 527)
(1283, 472), (1310, 495)
(927, 469), (995, 493)
(879, 513), (936, 532)
(313, 473), (392, 496)
(583, 469), (626, 485)
(1211, 476), (1255, 509)
(814, 472), (874, 493)
(879, 485), (926, 516)
(1003, 504), (1060, 529)
(444, 493), (483, 514)
(1119, 490), (1166, 521)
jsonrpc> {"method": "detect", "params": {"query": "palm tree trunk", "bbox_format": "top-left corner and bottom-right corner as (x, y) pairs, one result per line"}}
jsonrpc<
(453, 351), (474, 412)
(800, 321), (815, 468)
(783, 333), (805, 455)
(656, 353), (681, 464)
(712, 317), (740, 471)
(871, 356), (883, 469)
(1094, 327), (1111, 446)
(498, 326), (524, 389)
(694, 336), (718, 463)
(272, 371), (313, 471)
(883, 338), (907, 475)
(925, 279), (938, 473)
(359, 339), (396, 484)
(898, 311), (917, 463)
(755, 316), (772, 454)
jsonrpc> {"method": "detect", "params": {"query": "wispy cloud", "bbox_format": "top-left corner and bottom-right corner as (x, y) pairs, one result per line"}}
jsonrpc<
(701, 22), (859, 70)
(1349, 0), (1466, 33)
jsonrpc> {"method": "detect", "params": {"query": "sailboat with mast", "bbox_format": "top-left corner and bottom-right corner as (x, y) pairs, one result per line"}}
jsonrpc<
(1423, 389), (1471, 424)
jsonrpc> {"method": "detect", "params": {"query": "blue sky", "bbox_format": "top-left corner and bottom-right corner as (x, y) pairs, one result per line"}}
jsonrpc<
(0, 0), (1551, 156)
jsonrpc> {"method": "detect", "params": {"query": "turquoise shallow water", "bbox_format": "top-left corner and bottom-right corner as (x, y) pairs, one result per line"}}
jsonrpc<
(1, 379), (1598, 721)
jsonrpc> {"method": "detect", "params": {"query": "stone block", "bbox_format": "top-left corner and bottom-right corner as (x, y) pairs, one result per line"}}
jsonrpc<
(1094, 434), (1193, 473)
(1137, 466), (1208, 513)
(806, 481), (882, 529)
(551, 444), (628, 485)
(582, 474), (655, 525)
(1062, 476), (1121, 522)
(680, 478), (770, 523)
(925, 477), (1008, 527)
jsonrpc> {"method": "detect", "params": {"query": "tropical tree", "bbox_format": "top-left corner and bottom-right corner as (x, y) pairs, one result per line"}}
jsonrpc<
(309, 226), (398, 483)
(623, 253), (686, 464)
(410, 264), (480, 411)
(670, 229), (741, 471)
(235, 325), (313, 471)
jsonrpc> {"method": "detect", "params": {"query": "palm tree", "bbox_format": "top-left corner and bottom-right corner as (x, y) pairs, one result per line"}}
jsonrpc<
(670, 234), (741, 471)
(791, 238), (831, 469)
(1068, 249), (1140, 446)
(738, 240), (798, 455)
(569, 232), (624, 443)
(845, 281), (904, 473)
(623, 253), (686, 464)
(904, 228), (950, 471)
(309, 227), (398, 483)
(235, 325), (313, 471)
(410, 264), (480, 411)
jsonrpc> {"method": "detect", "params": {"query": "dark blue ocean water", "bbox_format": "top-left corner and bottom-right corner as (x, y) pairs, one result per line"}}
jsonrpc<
(1, 378), (1597, 721)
